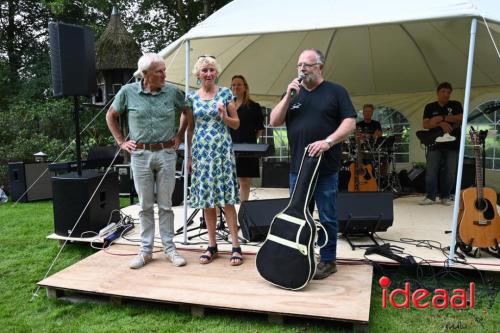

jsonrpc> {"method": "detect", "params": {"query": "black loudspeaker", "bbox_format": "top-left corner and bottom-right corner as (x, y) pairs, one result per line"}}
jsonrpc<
(48, 22), (97, 97)
(261, 161), (290, 188)
(52, 170), (119, 237)
(337, 192), (394, 233)
(8, 162), (54, 202)
(238, 198), (289, 242)
(172, 172), (186, 206)
(461, 157), (476, 189)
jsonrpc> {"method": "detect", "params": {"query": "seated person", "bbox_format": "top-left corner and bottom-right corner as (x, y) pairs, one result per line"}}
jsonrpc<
(356, 104), (382, 140)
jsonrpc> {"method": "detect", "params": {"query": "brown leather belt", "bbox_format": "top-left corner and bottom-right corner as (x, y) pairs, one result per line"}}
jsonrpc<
(135, 140), (174, 151)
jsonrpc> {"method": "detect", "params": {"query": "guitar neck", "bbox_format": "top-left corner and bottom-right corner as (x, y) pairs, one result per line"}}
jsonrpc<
(474, 144), (483, 200)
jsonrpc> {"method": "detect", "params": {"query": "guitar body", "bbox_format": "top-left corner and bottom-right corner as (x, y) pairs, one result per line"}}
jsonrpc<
(347, 162), (377, 192)
(256, 147), (322, 290)
(458, 187), (500, 248)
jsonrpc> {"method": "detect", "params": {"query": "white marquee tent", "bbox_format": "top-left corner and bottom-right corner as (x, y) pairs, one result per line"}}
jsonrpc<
(157, 0), (500, 263)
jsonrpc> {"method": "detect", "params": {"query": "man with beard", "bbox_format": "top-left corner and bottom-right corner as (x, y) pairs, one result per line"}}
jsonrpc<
(270, 49), (357, 279)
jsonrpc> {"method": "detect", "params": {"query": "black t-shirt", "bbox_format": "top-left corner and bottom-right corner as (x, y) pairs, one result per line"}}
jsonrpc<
(230, 100), (264, 143)
(423, 100), (463, 150)
(356, 120), (382, 135)
(286, 81), (357, 175)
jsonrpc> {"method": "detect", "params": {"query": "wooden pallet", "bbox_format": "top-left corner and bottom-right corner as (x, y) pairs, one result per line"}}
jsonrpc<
(39, 245), (373, 329)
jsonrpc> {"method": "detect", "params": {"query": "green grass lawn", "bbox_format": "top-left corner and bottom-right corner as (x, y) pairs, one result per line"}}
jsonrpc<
(0, 199), (498, 332)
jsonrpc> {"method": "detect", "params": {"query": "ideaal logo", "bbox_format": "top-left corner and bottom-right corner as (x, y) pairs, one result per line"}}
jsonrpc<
(379, 276), (475, 309)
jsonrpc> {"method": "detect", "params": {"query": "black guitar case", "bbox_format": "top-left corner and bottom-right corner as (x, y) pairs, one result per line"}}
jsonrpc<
(256, 146), (325, 290)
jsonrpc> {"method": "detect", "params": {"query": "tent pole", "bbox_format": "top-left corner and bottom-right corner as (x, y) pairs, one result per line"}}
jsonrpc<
(448, 18), (477, 265)
(182, 39), (190, 245)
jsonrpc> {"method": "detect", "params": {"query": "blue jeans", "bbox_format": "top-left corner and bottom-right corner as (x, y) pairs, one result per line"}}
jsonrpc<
(425, 149), (458, 201)
(289, 172), (338, 262)
(130, 148), (177, 255)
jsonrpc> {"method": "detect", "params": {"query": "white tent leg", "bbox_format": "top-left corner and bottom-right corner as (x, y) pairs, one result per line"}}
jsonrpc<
(448, 18), (477, 265)
(182, 39), (190, 245)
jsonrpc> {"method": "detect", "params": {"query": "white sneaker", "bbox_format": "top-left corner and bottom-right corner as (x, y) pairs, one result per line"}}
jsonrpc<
(419, 197), (436, 205)
(130, 253), (153, 269)
(166, 250), (187, 267)
(441, 198), (452, 206)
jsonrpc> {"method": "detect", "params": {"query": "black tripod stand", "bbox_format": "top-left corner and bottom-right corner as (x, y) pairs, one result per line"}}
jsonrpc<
(175, 206), (247, 243)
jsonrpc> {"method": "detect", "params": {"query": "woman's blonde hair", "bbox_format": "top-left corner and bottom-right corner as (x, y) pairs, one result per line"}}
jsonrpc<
(192, 55), (221, 77)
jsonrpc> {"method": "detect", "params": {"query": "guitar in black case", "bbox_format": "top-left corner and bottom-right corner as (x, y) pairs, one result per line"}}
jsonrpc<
(256, 146), (326, 290)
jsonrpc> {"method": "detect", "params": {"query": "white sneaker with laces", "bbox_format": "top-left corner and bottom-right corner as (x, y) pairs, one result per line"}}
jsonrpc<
(166, 250), (187, 267)
(441, 198), (452, 206)
(419, 197), (436, 205)
(129, 253), (153, 269)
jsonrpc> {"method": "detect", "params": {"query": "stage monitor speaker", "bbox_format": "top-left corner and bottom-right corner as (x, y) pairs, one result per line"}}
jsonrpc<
(52, 170), (119, 237)
(48, 22), (97, 97)
(337, 192), (394, 233)
(8, 162), (54, 202)
(238, 198), (289, 242)
(261, 161), (290, 188)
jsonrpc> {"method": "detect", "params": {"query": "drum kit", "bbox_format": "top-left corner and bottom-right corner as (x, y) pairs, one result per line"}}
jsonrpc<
(341, 127), (402, 192)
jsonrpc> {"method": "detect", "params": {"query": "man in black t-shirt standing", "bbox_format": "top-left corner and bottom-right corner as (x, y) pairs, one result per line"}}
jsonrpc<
(420, 82), (463, 206)
(356, 103), (382, 139)
(270, 48), (357, 280)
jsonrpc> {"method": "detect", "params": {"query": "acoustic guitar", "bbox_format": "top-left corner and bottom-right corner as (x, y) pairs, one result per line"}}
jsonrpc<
(348, 134), (377, 192)
(458, 128), (500, 248)
(256, 146), (325, 290)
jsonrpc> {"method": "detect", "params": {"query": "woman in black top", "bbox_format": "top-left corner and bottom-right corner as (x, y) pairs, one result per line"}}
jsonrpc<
(230, 75), (264, 201)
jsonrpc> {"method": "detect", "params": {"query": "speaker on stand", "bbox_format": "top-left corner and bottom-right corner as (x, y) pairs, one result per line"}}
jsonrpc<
(48, 22), (113, 237)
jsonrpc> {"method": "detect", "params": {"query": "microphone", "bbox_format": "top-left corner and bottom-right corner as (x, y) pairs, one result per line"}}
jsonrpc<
(290, 73), (305, 98)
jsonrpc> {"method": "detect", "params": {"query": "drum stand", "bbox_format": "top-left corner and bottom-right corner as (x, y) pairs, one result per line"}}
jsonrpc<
(380, 149), (402, 193)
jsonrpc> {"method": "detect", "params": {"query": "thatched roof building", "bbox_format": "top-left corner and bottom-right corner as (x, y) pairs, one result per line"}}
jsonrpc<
(96, 7), (141, 70)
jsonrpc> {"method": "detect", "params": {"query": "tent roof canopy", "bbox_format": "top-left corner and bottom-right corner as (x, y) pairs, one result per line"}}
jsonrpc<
(159, 0), (500, 97)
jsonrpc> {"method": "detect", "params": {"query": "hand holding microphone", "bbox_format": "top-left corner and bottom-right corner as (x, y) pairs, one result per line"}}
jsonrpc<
(289, 73), (305, 98)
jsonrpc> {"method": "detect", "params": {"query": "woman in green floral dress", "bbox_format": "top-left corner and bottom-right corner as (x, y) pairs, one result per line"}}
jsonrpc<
(185, 56), (243, 266)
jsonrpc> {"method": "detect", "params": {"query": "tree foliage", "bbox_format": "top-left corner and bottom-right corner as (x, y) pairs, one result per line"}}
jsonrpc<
(0, 0), (231, 189)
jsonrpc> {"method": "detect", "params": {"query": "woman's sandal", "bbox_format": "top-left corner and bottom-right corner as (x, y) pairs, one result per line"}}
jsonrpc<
(199, 245), (218, 264)
(229, 247), (243, 266)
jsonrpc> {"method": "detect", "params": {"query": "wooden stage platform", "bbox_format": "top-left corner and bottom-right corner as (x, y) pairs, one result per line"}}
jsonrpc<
(47, 188), (500, 273)
(38, 244), (373, 326)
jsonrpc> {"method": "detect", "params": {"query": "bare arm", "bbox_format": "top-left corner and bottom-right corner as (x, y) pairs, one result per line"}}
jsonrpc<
(173, 109), (188, 149)
(308, 117), (357, 156)
(423, 115), (452, 133)
(256, 129), (263, 141)
(270, 78), (302, 126)
(219, 101), (240, 129)
(105, 106), (136, 152)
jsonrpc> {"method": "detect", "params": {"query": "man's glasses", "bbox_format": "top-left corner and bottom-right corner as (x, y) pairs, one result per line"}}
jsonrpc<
(296, 62), (320, 69)
(198, 55), (216, 59)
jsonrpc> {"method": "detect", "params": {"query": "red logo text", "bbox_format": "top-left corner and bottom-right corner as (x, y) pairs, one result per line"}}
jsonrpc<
(379, 276), (475, 309)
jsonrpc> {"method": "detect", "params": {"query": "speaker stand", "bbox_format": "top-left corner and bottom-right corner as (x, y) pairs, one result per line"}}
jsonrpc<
(73, 95), (83, 176)
(175, 207), (246, 243)
(342, 214), (382, 250)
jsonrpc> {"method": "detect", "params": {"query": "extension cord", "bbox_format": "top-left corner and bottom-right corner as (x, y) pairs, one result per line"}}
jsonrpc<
(99, 223), (117, 237)
(104, 224), (134, 243)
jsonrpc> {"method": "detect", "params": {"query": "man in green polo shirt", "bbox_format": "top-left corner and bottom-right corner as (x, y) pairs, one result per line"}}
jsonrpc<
(106, 53), (187, 269)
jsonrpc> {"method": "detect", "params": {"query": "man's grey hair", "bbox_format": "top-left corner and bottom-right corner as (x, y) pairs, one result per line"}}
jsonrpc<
(137, 53), (164, 77)
(302, 48), (326, 64)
